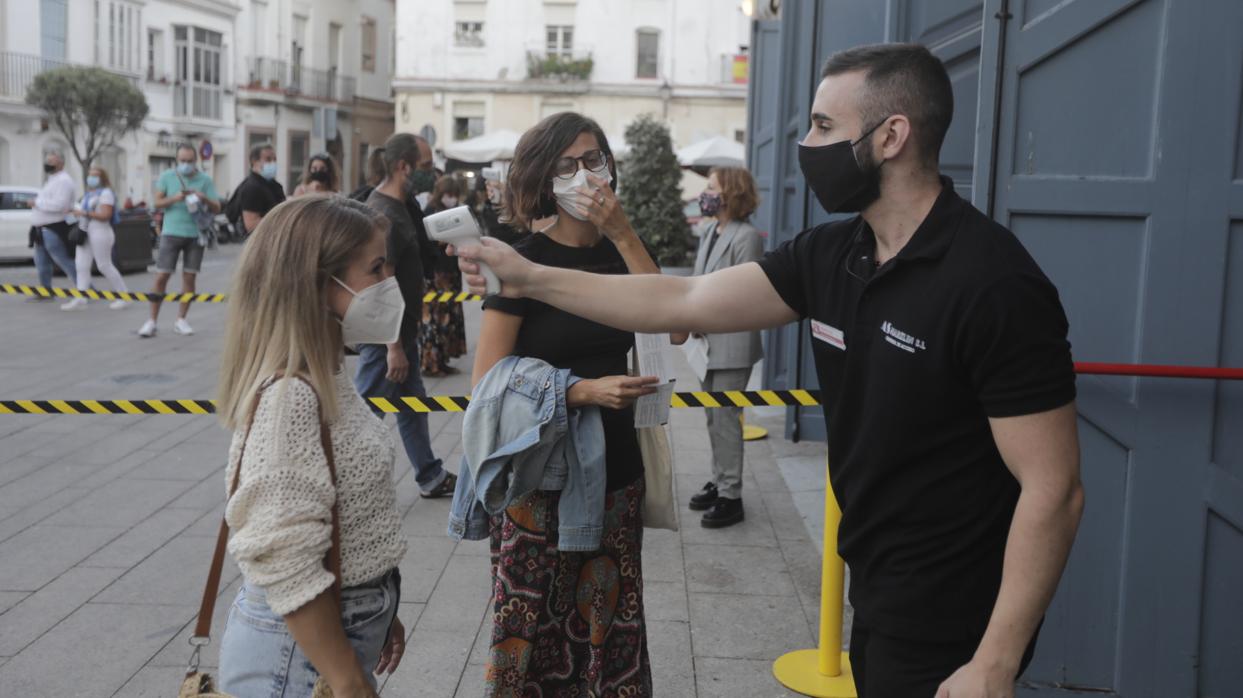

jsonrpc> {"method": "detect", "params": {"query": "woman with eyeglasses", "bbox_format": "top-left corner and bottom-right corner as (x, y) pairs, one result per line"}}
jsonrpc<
(294, 153), (340, 196)
(471, 112), (685, 696)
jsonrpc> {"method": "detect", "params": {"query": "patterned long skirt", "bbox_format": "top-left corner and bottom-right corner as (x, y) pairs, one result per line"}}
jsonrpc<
(484, 479), (652, 697)
(420, 268), (467, 375)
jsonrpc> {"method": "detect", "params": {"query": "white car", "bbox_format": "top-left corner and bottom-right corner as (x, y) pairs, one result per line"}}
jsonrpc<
(0, 186), (39, 262)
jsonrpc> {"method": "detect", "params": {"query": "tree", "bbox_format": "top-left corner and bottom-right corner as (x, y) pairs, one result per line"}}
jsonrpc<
(619, 114), (692, 267)
(26, 66), (149, 176)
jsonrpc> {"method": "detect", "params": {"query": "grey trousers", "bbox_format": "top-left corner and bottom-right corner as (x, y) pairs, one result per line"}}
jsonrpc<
(702, 367), (751, 500)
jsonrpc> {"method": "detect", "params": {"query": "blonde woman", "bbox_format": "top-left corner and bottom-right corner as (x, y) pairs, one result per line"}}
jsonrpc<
(62, 166), (130, 311)
(215, 196), (408, 698)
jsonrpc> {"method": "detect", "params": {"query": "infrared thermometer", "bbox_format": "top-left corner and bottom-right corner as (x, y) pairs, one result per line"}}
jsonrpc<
(423, 205), (501, 295)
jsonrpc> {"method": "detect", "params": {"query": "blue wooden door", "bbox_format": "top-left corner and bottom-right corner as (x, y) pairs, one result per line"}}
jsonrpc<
(976, 0), (1243, 693)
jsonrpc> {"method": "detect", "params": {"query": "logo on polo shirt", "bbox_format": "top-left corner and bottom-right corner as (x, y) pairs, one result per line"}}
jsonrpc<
(880, 321), (926, 353)
(811, 319), (846, 350)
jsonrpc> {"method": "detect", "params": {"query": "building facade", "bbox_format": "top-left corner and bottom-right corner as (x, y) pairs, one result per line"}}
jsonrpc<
(233, 0), (396, 194)
(392, 0), (750, 161)
(0, 0), (395, 201)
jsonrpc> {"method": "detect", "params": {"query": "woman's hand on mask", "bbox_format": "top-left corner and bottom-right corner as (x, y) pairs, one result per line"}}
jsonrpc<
(579, 173), (636, 244)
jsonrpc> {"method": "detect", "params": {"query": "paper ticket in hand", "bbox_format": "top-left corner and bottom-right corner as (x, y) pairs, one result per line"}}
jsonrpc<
(634, 333), (677, 428)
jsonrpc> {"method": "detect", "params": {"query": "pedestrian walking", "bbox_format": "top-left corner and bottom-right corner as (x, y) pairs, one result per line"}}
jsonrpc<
(214, 196), (407, 698)
(685, 166), (765, 528)
(457, 44), (1085, 698)
(293, 153), (340, 196)
(359, 132), (455, 499)
(419, 175), (467, 376)
(138, 144), (220, 338)
(62, 166), (130, 311)
(470, 112), (686, 696)
(28, 149), (77, 299)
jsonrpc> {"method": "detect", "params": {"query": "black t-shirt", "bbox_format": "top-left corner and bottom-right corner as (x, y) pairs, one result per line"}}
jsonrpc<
(757, 177), (1076, 641)
(237, 172), (286, 226)
(483, 233), (642, 492)
(365, 190), (425, 343)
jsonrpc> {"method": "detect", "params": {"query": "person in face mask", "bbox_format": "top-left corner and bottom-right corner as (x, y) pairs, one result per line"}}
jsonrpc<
(236, 144), (287, 237)
(62, 166), (130, 311)
(418, 174), (468, 376)
(214, 196), (409, 698)
(356, 132), (454, 500)
(468, 111), (686, 696)
(141, 143), (221, 338)
(294, 153), (340, 196)
(455, 44), (1084, 698)
(28, 149), (78, 300)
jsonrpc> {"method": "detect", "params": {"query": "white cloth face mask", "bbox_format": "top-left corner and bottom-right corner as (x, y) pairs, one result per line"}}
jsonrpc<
(551, 165), (613, 221)
(333, 276), (406, 345)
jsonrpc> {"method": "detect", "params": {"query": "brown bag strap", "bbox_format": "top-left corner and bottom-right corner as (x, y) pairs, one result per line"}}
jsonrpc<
(187, 376), (341, 675)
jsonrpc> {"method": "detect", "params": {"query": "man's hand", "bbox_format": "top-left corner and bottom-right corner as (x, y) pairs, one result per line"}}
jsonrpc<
(935, 657), (1017, 698)
(451, 237), (538, 298)
(386, 345), (409, 383)
(374, 616), (405, 675)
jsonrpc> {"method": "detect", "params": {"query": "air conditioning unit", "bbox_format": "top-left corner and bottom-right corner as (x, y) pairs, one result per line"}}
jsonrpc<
(755, 0), (781, 20)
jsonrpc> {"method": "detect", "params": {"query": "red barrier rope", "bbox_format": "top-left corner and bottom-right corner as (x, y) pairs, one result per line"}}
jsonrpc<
(1074, 363), (1243, 380)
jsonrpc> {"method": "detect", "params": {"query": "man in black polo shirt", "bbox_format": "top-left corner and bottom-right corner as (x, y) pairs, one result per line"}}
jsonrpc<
(235, 143), (285, 234)
(457, 43), (1084, 697)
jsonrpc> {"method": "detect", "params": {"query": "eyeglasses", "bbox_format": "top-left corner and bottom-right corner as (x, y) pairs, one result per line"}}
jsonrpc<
(553, 149), (608, 180)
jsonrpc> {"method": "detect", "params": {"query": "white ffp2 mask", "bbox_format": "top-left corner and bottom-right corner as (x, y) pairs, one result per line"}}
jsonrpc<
(551, 166), (612, 221)
(333, 276), (406, 345)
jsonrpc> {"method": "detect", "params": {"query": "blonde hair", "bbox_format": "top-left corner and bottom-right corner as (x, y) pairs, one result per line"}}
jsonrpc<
(216, 195), (387, 430)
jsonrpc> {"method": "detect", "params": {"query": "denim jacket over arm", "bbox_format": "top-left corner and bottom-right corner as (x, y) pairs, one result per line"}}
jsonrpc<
(447, 356), (607, 551)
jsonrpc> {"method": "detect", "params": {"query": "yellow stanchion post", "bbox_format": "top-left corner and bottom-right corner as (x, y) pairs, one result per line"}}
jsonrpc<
(772, 462), (856, 696)
(741, 413), (768, 441)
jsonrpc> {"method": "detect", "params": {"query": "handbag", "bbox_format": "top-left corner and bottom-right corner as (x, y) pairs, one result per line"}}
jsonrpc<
(67, 223), (87, 246)
(179, 379), (341, 698)
(638, 424), (678, 531)
(175, 171), (218, 249)
(630, 351), (678, 530)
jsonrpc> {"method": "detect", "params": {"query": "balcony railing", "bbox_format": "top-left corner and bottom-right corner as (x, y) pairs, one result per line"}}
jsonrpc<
(0, 51), (139, 101)
(525, 49), (594, 82)
(243, 57), (356, 103)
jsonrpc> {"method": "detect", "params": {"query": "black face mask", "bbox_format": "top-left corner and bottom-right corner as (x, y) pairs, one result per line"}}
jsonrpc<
(309, 169), (330, 183)
(408, 168), (437, 195)
(797, 117), (888, 215)
(43, 163), (55, 174)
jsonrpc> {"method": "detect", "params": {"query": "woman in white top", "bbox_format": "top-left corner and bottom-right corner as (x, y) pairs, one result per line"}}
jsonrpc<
(215, 196), (408, 698)
(63, 167), (130, 311)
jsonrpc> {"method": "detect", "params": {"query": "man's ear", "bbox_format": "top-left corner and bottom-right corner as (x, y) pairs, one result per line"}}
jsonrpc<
(878, 115), (914, 161)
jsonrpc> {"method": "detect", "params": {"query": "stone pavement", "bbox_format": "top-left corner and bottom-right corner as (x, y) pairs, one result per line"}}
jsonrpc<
(0, 243), (843, 697)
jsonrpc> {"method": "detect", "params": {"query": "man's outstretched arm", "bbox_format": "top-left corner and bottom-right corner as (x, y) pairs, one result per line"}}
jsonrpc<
(456, 237), (800, 335)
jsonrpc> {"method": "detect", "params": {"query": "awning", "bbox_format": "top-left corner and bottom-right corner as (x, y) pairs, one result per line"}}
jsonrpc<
(441, 129), (522, 163)
(676, 135), (746, 168)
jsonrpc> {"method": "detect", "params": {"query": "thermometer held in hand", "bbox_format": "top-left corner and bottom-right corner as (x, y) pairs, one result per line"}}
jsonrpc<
(423, 205), (501, 295)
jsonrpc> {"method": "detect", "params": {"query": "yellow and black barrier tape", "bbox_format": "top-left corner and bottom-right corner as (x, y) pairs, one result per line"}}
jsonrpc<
(1, 283), (482, 305)
(0, 390), (821, 416)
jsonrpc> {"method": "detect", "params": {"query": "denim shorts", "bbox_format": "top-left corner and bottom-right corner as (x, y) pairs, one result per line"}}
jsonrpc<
(218, 569), (400, 698)
(155, 234), (204, 274)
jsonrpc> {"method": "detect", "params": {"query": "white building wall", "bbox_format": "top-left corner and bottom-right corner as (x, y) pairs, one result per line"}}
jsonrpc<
(393, 0), (750, 155)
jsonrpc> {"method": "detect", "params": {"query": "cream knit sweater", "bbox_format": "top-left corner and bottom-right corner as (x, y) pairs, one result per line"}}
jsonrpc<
(225, 371), (406, 616)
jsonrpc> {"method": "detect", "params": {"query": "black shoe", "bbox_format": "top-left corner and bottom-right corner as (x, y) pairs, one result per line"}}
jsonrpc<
(688, 481), (719, 511)
(421, 472), (457, 499)
(701, 498), (745, 528)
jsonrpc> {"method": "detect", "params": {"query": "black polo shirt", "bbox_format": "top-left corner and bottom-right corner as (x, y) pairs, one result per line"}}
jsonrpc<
(757, 177), (1075, 641)
(237, 172), (286, 226)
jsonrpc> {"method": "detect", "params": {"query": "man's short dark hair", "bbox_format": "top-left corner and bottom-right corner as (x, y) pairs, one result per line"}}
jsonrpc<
(822, 43), (953, 167)
(177, 143), (197, 160)
(382, 133), (421, 173)
(249, 143), (275, 165)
